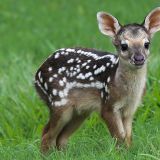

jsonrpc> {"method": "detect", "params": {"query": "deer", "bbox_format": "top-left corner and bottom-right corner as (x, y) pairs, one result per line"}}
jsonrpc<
(34, 7), (160, 153)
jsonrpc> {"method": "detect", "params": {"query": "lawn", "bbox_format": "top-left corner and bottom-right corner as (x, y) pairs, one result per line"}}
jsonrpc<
(0, 0), (160, 159)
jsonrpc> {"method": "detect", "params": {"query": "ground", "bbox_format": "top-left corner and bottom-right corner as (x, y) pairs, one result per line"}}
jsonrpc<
(0, 0), (160, 159)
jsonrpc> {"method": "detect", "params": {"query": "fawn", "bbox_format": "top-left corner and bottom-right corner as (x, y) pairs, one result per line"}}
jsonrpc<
(35, 7), (160, 153)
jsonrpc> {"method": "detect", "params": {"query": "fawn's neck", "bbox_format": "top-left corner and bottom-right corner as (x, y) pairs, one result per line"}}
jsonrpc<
(114, 58), (147, 93)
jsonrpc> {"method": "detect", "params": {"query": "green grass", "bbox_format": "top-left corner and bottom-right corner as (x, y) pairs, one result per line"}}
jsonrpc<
(0, 0), (160, 159)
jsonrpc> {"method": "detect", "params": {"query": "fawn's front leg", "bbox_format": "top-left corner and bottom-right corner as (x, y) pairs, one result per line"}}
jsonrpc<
(122, 107), (136, 148)
(101, 107), (126, 144)
(122, 115), (133, 148)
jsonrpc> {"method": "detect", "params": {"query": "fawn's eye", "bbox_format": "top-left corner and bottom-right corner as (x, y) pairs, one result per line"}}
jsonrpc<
(121, 43), (128, 51)
(144, 42), (150, 49)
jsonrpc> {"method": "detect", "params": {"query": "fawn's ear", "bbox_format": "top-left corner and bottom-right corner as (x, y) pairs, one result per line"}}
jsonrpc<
(97, 12), (121, 38)
(143, 7), (160, 36)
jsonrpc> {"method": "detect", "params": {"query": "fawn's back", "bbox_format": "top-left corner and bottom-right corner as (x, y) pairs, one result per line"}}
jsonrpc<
(35, 48), (119, 111)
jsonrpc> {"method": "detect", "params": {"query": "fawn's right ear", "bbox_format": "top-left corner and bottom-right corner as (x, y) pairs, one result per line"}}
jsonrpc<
(97, 12), (121, 38)
(143, 7), (160, 37)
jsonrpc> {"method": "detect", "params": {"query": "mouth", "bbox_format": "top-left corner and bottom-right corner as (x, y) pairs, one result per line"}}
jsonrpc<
(130, 54), (146, 67)
(130, 59), (145, 67)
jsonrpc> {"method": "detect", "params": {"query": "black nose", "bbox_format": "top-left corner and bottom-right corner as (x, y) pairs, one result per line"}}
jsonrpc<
(133, 54), (145, 65)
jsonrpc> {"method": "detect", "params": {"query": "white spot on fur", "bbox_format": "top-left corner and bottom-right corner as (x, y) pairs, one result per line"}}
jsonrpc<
(55, 52), (60, 59)
(107, 77), (111, 83)
(82, 62), (87, 67)
(38, 71), (43, 83)
(61, 51), (65, 55)
(53, 80), (104, 107)
(121, 40), (129, 45)
(77, 68), (80, 73)
(63, 77), (67, 83)
(89, 77), (94, 81)
(59, 91), (65, 98)
(76, 65), (80, 68)
(58, 67), (66, 74)
(86, 65), (90, 69)
(48, 94), (52, 102)
(114, 57), (119, 64)
(55, 98), (68, 107)
(77, 60), (81, 63)
(66, 70), (69, 76)
(63, 88), (68, 96)
(38, 71), (41, 79)
(40, 78), (43, 83)
(65, 52), (69, 55)
(59, 48), (65, 51)
(72, 71), (77, 76)
(44, 82), (48, 90)
(107, 55), (117, 63)
(106, 63), (110, 67)
(101, 92), (104, 98)
(53, 74), (58, 78)
(67, 58), (74, 63)
(35, 80), (47, 95)
(76, 57), (79, 61)
(70, 67), (74, 71)
(94, 65), (106, 75)
(93, 65), (97, 69)
(52, 89), (58, 96)
(48, 67), (52, 71)
(94, 81), (104, 89)
(85, 72), (92, 78)
(66, 48), (75, 52)
(77, 50), (82, 53)
(49, 77), (53, 82)
(76, 50), (117, 61)
(59, 80), (64, 86)
(77, 73), (85, 79)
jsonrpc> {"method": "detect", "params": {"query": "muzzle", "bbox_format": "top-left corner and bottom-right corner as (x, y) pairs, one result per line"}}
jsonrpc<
(133, 54), (145, 66)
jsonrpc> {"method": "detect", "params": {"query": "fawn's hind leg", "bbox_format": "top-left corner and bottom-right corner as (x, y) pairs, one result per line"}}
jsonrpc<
(41, 106), (73, 153)
(56, 114), (88, 149)
(42, 118), (51, 138)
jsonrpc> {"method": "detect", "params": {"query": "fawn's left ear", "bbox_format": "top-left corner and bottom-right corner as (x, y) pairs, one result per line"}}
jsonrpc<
(143, 7), (160, 36)
(97, 12), (121, 38)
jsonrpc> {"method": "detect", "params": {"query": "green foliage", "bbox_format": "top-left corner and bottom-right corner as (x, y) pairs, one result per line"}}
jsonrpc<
(0, 0), (160, 159)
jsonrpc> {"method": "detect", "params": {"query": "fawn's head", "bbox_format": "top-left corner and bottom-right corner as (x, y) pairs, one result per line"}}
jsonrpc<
(97, 8), (160, 69)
